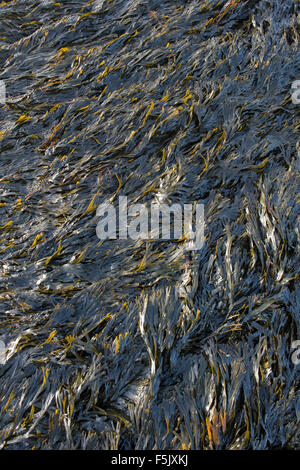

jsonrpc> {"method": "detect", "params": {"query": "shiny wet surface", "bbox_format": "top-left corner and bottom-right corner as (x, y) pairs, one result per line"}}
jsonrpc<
(0, 0), (299, 449)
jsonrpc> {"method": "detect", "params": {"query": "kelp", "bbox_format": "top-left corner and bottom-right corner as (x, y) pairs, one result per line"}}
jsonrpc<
(0, 0), (299, 450)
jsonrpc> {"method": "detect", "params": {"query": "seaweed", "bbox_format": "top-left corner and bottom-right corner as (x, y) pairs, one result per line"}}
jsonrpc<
(0, 0), (299, 450)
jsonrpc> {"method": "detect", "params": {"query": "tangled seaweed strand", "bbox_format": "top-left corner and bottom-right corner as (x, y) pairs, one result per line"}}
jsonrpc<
(0, 0), (299, 450)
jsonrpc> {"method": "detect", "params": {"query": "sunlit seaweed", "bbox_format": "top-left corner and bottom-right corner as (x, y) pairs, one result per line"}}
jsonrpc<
(0, 0), (299, 450)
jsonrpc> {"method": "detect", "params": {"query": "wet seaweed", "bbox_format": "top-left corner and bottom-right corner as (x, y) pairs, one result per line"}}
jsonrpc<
(0, 0), (299, 450)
